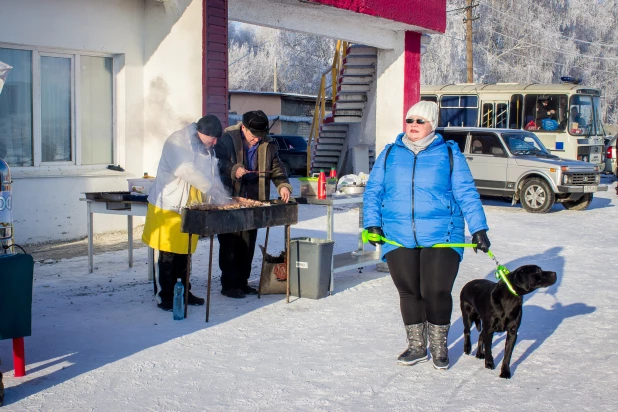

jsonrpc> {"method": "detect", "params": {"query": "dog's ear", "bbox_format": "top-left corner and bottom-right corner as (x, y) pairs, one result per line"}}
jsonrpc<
(511, 265), (539, 293)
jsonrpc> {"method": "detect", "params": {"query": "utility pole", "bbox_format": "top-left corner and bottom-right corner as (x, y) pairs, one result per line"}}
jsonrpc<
(464, 0), (479, 83)
(273, 57), (278, 92)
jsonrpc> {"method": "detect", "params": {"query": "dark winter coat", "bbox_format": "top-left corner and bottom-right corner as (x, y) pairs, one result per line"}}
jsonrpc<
(215, 123), (292, 201)
(363, 133), (488, 261)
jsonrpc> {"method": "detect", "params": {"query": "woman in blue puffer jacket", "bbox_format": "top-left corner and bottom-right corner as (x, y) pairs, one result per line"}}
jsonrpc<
(363, 100), (490, 370)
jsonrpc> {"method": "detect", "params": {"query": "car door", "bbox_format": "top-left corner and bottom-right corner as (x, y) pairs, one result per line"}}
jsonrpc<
(466, 132), (509, 195)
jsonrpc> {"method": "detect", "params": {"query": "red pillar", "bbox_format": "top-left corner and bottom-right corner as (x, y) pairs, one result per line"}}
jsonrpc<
(203, 0), (228, 128)
(13, 337), (26, 377)
(403, 31), (421, 128)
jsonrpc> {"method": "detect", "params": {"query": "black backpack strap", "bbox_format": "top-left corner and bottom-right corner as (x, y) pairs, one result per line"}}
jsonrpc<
(383, 144), (394, 169)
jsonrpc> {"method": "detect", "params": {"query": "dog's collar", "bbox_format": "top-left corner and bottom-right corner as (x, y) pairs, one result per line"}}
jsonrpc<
(495, 266), (518, 296)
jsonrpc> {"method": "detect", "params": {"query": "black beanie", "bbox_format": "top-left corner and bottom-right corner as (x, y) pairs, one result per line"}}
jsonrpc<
(196, 115), (223, 138)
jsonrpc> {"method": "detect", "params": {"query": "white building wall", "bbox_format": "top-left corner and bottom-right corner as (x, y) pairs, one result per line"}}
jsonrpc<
(142, 0), (204, 175)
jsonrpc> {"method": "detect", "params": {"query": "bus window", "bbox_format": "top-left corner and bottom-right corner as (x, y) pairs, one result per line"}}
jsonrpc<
(523, 94), (566, 132)
(496, 103), (508, 128)
(509, 94), (523, 129)
(482, 103), (494, 128)
(569, 95), (594, 136)
(592, 96), (605, 136)
(421, 95), (437, 103)
(439, 95), (478, 127)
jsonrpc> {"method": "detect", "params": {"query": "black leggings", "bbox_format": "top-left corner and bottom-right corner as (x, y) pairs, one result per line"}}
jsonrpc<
(385, 247), (460, 326)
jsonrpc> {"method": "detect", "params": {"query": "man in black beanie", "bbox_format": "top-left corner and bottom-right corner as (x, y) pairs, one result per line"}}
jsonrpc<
(215, 110), (292, 298)
(143, 115), (226, 311)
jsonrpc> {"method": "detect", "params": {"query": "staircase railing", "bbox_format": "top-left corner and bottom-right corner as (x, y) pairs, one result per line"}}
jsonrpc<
(306, 40), (348, 176)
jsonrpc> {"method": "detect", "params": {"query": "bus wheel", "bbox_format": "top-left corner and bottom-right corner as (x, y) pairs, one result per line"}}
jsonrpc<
(562, 193), (593, 211)
(521, 178), (555, 213)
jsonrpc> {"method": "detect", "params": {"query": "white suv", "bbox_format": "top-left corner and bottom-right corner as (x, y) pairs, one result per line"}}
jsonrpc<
(438, 127), (608, 213)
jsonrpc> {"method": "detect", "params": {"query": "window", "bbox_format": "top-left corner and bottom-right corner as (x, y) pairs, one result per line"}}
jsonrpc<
(439, 95), (478, 127)
(283, 135), (307, 150)
(442, 132), (467, 152)
(420, 95), (437, 103)
(523, 94), (567, 132)
(470, 133), (506, 156)
(509, 95), (523, 129)
(0, 45), (114, 168)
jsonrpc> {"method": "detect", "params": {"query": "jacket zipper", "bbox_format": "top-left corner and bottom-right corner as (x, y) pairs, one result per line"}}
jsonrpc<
(411, 153), (419, 246)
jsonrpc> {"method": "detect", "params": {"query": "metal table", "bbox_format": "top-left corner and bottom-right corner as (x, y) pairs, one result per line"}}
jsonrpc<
(80, 198), (156, 279)
(296, 195), (382, 292)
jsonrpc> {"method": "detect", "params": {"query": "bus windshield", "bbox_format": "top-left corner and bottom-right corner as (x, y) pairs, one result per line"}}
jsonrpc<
(502, 132), (551, 155)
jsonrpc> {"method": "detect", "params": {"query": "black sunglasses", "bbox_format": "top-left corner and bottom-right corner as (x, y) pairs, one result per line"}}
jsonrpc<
(406, 118), (427, 125)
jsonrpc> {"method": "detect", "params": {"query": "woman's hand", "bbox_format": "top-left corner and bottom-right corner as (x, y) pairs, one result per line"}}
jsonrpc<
(472, 230), (491, 253)
(366, 226), (385, 246)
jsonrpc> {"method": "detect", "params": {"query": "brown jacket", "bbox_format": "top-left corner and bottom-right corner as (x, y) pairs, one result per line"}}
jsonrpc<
(214, 123), (292, 201)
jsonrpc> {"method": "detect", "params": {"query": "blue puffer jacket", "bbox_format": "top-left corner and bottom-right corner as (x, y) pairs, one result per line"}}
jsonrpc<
(363, 133), (488, 261)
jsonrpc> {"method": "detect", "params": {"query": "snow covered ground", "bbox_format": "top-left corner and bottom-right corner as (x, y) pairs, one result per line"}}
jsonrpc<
(2, 177), (618, 411)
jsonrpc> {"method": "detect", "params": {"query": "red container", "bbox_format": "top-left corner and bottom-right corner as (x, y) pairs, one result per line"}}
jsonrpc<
(317, 169), (327, 199)
(329, 167), (337, 179)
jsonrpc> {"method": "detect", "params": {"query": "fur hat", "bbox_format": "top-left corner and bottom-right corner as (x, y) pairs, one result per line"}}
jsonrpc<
(406, 100), (439, 131)
(242, 110), (270, 138)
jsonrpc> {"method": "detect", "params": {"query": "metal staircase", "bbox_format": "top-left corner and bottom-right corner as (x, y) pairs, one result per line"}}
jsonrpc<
(308, 43), (377, 175)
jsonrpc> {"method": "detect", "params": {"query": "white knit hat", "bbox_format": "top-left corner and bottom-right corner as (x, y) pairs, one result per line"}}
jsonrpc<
(405, 100), (439, 131)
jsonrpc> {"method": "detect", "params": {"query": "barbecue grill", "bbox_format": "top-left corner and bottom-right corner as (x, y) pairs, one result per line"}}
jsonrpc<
(181, 199), (298, 321)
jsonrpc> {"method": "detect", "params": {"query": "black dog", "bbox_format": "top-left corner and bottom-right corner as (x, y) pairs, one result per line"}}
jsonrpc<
(460, 265), (557, 378)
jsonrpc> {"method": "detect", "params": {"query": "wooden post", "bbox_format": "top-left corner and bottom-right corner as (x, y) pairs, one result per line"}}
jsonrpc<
(258, 227), (270, 298)
(206, 235), (214, 322)
(465, 0), (474, 83)
(185, 236), (191, 319)
(285, 225), (291, 304)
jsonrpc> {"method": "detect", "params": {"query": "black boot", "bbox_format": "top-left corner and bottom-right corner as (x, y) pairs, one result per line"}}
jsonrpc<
(397, 323), (428, 365)
(428, 322), (450, 369)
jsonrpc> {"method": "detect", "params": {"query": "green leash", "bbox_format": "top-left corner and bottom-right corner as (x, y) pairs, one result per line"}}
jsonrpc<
(361, 229), (518, 296)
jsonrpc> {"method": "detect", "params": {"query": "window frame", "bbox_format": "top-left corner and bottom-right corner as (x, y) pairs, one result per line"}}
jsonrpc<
(0, 42), (117, 172)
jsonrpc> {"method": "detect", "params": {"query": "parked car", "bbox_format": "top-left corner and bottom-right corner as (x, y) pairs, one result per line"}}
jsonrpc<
(270, 134), (308, 176)
(603, 135), (617, 176)
(437, 127), (608, 213)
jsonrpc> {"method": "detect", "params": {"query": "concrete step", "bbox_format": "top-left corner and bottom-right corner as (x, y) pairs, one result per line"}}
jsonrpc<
(339, 75), (374, 85)
(316, 143), (344, 150)
(318, 137), (346, 144)
(347, 45), (378, 56)
(312, 162), (338, 169)
(333, 109), (363, 116)
(336, 92), (367, 102)
(338, 83), (371, 93)
(320, 124), (348, 131)
(343, 55), (377, 66)
(320, 131), (347, 138)
(314, 156), (339, 163)
(341, 66), (376, 76)
(332, 116), (363, 123)
(333, 101), (365, 110)
(315, 150), (342, 157)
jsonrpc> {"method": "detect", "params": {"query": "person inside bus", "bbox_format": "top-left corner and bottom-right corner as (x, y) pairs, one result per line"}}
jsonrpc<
(569, 107), (586, 131)
(536, 97), (560, 130)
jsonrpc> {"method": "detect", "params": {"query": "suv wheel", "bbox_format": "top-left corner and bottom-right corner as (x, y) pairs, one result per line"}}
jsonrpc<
(520, 178), (555, 213)
(562, 193), (593, 211)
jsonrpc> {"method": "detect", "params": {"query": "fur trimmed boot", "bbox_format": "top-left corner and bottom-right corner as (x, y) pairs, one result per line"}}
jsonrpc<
(397, 323), (428, 365)
(428, 322), (450, 369)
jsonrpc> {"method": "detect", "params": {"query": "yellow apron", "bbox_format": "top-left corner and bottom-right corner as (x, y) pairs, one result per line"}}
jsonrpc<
(141, 187), (202, 254)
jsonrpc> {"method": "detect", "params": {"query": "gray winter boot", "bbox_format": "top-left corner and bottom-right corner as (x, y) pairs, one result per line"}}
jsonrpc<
(397, 323), (428, 365)
(428, 322), (450, 370)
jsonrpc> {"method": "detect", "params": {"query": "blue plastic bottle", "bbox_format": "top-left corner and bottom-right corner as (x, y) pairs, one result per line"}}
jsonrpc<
(173, 278), (184, 320)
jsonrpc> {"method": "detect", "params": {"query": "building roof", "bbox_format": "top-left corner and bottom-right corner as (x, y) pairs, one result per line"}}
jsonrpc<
(230, 89), (332, 102)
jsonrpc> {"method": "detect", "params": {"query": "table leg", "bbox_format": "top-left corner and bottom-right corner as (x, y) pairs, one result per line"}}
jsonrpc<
(13, 337), (25, 377)
(357, 206), (364, 252)
(286, 225), (291, 304)
(147, 248), (155, 281)
(258, 227), (270, 299)
(206, 235), (214, 322)
(326, 205), (333, 241)
(87, 202), (94, 273)
(185, 236), (191, 319)
(128, 215), (133, 268)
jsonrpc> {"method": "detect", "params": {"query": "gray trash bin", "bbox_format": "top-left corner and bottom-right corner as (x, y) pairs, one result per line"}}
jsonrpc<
(289, 237), (334, 299)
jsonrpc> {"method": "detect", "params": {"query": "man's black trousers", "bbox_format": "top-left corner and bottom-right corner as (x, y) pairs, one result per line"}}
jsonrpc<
(218, 229), (258, 291)
(154, 251), (192, 304)
(385, 247), (460, 325)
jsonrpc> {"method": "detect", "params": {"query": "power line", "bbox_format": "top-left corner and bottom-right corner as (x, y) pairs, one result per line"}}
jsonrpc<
(482, 27), (618, 61)
(479, 2), (618, 49)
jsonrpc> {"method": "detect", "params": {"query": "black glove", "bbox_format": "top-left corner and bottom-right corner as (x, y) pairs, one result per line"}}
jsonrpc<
(366, 226), (385, 246)
(472, 230), (490, 253)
